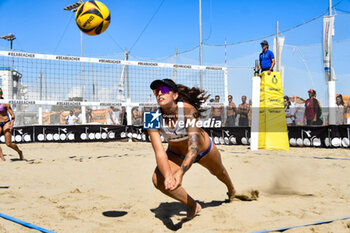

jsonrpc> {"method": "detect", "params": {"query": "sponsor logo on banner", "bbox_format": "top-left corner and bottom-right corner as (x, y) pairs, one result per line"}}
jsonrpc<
(8, 52), (35, 58)
(272, 76), (278, 84)
(56, 56), (80, 61)
(138, 62), (158, 66)
(9, 100), (36, 104)
(12, 128), (31, 143)
(205, 66), (222, 71)
(100, 102), (122, 107)
(139, 103), (158, 107)
(57, 101), (81, 106)
(98, 59), (121, 64)
(174, 64), (192, 69)
(268, 98), (281, 102)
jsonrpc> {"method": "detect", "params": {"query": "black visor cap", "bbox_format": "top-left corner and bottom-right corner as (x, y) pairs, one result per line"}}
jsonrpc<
(150, 79), (178, 92)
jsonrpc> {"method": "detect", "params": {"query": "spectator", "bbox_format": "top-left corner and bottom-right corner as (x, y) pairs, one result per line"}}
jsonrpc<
(226, 95), (236, 127)
(248, 98), (252, 126)
(345, 97), (350, 124)
(107, 106), (120, 125)
(86, 108), (93, 123)
(291, 96), (305, 125)
(284, 96), (296, 126)
(66, 110), (78, 125)
(210, 95), (224, 125)
(119, 107), (127, 125)
(258, 40), (275, 75)
(238, 96), (250, 126)
(336, 94), (345, 125)
(304, 89), (322, 125)
(132, 107), (142, 125)
(74, 108), (81, 124)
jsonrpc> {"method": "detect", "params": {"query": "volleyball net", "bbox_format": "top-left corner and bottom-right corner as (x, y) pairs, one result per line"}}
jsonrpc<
(0, 50), (227, 126)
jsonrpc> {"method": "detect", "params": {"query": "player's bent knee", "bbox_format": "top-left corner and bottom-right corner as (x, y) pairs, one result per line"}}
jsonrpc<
(152, 172), (158, 187)
(152, 171), (163, 189)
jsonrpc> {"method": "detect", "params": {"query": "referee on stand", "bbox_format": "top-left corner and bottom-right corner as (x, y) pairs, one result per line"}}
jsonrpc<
(258, 40), (275, 75)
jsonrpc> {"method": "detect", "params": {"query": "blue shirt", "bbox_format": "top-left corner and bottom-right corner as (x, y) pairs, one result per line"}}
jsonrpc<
(259, 49), (275, 70)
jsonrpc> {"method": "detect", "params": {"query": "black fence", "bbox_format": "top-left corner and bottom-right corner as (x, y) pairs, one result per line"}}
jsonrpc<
(8, 125), (350, 148)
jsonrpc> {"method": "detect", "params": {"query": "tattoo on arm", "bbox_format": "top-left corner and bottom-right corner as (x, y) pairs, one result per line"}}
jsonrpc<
(181, 134), (199, 173)
(180, 164), (188, 173)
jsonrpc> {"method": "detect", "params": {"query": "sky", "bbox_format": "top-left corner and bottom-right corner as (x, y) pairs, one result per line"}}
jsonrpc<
(0, 0), (350, 105)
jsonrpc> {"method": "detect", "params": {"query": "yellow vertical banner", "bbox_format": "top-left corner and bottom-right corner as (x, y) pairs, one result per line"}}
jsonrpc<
(258, 75), (266, 148)
(259, 72), (289, 150)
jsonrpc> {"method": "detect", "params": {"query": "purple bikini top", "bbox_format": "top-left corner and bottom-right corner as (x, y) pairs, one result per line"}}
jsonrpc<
(0, 104), (7, 113)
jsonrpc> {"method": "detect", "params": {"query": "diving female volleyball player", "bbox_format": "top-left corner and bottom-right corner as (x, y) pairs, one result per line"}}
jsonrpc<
(148, 79), (258, 220)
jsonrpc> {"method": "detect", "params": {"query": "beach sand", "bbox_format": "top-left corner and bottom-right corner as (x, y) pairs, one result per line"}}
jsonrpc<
(0, 141), (350, 233)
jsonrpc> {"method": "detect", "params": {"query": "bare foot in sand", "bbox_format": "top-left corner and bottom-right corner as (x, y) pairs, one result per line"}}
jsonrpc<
(18, 150), (24, 160)
(0, 148), (5, 161)
(186, 202), (201, 220)
(227, 190), (259, 202)
(227, 189), (236, 201)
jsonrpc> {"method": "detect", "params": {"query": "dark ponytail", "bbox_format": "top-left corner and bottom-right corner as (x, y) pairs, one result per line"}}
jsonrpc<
(176, 84), (209, 118)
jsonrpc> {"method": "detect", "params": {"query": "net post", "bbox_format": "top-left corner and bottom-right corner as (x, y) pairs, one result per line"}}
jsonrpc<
(250, 60), (260, 150)
(224, 67), (229, 106)
(126, 98), (132, 126)
(223, 67), (229, 126)
(38, 106), (43, 125)
(81, 105), (87, 124)
(328, 80), (336, 124)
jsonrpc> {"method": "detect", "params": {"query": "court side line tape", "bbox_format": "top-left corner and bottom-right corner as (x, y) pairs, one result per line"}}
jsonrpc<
(0, 212), (55, 233)
(250, 216), (350, 233)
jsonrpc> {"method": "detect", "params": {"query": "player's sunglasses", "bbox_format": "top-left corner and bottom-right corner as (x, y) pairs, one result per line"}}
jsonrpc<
(0, 91), (2, 95)
(153, 86), (171, 95)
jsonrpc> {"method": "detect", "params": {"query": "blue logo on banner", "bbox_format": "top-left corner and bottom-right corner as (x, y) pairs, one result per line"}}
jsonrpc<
(143, 110), (161, 129)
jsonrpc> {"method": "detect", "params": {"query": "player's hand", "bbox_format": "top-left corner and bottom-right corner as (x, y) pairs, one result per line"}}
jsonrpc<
(268, 70), (271, 75)
(170, 170), (183, 191)
(164, 176), (176, 190)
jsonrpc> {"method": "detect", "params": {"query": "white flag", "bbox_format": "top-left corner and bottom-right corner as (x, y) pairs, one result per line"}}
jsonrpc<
(323, 16), (335, 81)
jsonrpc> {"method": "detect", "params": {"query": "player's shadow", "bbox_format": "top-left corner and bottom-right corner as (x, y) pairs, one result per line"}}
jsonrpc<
(102, 210), (128, 218)
(150, 199), (227, 231)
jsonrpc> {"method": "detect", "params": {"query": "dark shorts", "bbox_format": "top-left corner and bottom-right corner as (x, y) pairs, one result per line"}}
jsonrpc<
(167, 138), (213, 163)
(226, 115), (235, 127)
(212, 116), (222, 122)
(261, 68), (273, 72)
(239, 117), (249, 126)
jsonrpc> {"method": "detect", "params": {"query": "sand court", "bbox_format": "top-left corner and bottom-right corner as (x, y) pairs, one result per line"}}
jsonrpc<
(0, 141), (349, 232)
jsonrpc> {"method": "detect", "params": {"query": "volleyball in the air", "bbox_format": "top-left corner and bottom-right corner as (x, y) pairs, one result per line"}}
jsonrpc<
(75, 1), (111, 36)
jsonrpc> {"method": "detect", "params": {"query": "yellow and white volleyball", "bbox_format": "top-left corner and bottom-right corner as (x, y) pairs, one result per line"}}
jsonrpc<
(75, 1), (111, 36)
